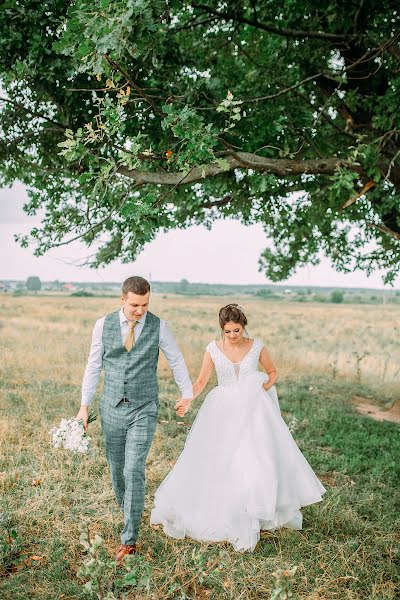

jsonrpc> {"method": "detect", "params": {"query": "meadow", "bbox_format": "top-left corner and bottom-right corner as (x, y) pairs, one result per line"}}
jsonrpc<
(0, 294), (399, 599)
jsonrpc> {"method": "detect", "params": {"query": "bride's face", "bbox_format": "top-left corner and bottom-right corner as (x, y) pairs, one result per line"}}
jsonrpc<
(223, 321), (244, 343)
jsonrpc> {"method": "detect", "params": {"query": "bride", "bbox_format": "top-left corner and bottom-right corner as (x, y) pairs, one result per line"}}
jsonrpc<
(150, 304), (326, 552)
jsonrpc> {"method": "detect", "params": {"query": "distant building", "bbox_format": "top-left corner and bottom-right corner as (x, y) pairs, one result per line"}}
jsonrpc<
(0, 281), (12, 293)
(63, 283), (77, 292)
(44, 280), (64, 291)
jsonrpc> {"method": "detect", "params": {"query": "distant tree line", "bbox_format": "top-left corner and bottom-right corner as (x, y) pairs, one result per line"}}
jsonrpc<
(6, 276), (399, 305)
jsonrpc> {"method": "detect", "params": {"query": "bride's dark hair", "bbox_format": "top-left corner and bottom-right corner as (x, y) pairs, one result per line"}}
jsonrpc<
(219, 304), (248, 329)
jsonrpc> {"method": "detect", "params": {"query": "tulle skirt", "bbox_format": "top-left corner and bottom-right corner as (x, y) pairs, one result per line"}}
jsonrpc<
(150, 372), (326, 551)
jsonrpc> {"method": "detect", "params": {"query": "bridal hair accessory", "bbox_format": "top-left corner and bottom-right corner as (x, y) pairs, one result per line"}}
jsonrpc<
(220, 302), (245, 313)
(49, 413), (97, 453)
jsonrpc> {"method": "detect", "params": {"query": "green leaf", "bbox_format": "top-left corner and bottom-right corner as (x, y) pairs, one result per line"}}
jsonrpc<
(215, 158), (231, 171)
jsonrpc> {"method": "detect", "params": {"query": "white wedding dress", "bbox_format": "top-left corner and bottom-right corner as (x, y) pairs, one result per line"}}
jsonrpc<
(150, 338), (326, 552)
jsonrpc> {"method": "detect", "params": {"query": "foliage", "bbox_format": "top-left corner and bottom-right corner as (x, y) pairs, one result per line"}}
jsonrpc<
(270, 565), (298, 600)
(26, 276), (41, 292)
(77, 522), (152, 599)
(71, 290), (95, 297)
(0, 513), (24, 576)
(12, 288), (26, 297)
(330, 289), (344, 303)
(0, 1), (399, 282)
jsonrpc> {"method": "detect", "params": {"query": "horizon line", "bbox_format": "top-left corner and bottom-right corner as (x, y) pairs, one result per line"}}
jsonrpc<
(0, 277), (396, 292)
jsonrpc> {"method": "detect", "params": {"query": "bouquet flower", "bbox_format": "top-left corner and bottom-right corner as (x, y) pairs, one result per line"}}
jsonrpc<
(49, 414), (97, 453)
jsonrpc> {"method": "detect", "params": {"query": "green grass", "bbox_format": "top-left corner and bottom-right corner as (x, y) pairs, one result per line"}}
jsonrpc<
(1, 373), (399, 600)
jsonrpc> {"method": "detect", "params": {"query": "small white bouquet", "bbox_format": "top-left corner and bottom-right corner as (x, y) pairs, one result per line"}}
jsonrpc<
(49, 414), (97, 453)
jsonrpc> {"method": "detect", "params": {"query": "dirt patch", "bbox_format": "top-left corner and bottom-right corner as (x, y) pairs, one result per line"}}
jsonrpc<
(352, 396), (400, 424)
(319, 470), (356, 488)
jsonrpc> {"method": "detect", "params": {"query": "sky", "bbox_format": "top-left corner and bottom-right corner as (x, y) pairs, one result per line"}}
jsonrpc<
(0, 183), (398, 289)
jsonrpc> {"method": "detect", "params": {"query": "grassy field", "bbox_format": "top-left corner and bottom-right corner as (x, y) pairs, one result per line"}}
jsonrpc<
(0, 294), (399, 599)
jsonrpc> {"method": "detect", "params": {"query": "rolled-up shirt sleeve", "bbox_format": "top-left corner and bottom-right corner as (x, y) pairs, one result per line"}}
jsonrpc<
(159, 320), (193, 399)
(81, 317), (105, 406)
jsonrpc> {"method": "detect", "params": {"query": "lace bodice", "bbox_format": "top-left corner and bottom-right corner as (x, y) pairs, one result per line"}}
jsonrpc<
(206, 338), (265, 387)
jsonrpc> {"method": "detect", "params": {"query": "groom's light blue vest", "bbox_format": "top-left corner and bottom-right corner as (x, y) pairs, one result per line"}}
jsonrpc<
(102, 310), (160, 408)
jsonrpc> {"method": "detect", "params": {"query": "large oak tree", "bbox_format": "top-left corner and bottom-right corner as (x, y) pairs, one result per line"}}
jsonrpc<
(1, 1), (399, 282)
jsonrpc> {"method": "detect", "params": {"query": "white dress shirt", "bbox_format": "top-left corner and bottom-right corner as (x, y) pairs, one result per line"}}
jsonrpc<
(81, 309), (193, 405)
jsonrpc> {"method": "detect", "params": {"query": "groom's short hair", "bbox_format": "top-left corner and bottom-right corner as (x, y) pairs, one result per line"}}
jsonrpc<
(122, 276), (150, 296)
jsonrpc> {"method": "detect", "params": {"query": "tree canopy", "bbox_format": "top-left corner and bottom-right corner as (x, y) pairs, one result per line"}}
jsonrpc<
(1, 1), (399, 282)
(26, 275), (41, 291)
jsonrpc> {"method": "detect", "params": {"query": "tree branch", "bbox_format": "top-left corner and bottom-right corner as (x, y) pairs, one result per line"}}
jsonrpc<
(117, 153), (363, 185)
(0, 96), (67, 131)
(191, 4), (354, 41)
(102, 54), (165, 117)
(201, 194), (233, 209)
(386, 41), (400, 64)
(173, 15), (218, 32)
(342, 180), (375, 208)
(243, 72), (323, 102)
(353, 0), (368, 34)
(293, 90), (358, 140)
(48, 193), (130, 248)
(366, 222), (400, 241)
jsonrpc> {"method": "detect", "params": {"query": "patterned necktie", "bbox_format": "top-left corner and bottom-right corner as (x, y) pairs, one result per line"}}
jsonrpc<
(124, 320), (139, 352)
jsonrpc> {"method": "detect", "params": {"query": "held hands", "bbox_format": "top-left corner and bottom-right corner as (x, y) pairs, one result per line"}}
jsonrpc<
(75, 405), (89, 431)
(175, 397), (192, 418)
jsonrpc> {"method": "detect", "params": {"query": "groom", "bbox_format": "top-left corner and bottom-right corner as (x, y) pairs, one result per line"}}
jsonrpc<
(75, 276), (193, 563)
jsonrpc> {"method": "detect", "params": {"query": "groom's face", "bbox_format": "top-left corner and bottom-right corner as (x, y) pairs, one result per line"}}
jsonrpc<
(121, 291), (150, 321)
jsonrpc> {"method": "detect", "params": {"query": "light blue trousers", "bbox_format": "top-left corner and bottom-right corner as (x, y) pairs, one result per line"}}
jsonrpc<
(100, 397), (158, 545)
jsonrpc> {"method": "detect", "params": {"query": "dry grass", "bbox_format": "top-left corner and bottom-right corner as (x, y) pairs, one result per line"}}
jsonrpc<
(0, 294), (399, 599)
(1, 294), (398, 394)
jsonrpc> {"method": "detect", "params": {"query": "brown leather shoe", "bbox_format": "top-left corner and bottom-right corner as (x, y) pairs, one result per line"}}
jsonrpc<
(115, 543), (136, 564)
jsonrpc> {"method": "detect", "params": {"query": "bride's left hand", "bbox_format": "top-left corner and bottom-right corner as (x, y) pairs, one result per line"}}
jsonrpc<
(175, 397), (192, 417)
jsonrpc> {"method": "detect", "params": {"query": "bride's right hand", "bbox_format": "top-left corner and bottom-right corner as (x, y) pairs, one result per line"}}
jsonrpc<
(75, 405), (89, 431)
(175, 397), (192, 418)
